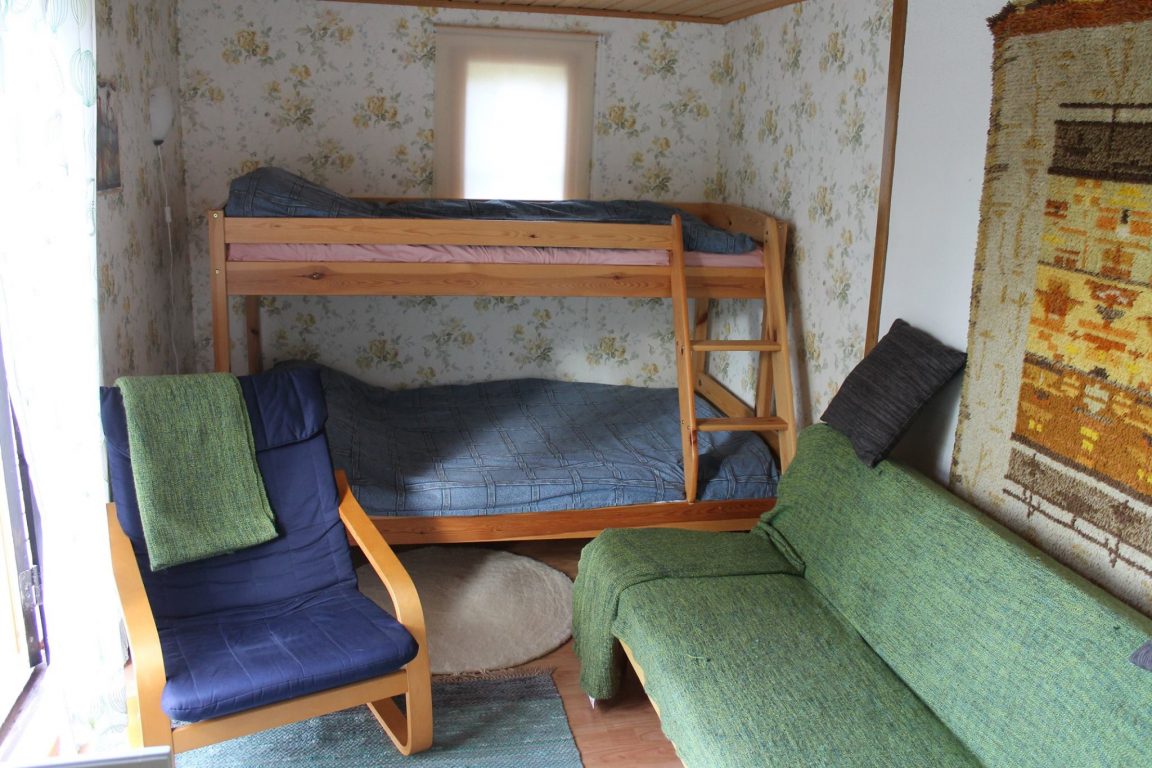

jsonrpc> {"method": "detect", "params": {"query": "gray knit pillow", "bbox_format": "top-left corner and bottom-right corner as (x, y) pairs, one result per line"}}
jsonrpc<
(821, 319), (967, 467)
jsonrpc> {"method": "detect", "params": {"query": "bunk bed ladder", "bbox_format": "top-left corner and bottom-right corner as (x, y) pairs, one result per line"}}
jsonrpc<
(670, 216), (797, 504)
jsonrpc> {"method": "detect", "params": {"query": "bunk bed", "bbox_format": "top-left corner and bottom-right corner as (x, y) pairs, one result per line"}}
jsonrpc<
(210, 167), (797, 544)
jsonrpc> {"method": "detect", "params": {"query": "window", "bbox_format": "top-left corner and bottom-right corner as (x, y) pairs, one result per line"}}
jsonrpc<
(434, 26), (597, 200)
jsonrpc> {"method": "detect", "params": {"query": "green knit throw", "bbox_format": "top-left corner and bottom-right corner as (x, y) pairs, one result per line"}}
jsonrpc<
(573, 527), (799, 700)
(117, 373), (277, 571)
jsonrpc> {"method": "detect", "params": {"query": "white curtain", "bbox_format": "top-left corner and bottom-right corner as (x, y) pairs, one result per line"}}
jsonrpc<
(0, 0), (126, 754)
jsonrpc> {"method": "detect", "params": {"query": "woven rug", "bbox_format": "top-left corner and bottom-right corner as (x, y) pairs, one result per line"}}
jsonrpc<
(358, 547), (573, 674)
(952, 0), (1152, 612)
(176, 669), (583, 767)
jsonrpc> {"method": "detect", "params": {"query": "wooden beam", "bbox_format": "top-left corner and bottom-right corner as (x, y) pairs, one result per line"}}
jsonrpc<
(369, 499), (771, 544)
(865, 0), (908, 354)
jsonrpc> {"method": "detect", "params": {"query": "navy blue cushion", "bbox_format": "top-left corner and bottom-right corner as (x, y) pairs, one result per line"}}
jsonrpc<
(101, 367), (417, 722)
(101, 368), (353, 618)
(160, 589), (418, 722)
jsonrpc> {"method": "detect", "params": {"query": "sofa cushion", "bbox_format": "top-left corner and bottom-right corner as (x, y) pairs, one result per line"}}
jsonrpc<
(613, 573), (980, 768)
(821, 319), (966, 466)
(765, 424), (1152, 768)
(573, 527), (799, 700)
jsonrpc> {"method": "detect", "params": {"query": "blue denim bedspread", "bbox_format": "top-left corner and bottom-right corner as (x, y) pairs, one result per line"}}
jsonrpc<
(314, 366), (779, 517)
(225, 166), (757, 254)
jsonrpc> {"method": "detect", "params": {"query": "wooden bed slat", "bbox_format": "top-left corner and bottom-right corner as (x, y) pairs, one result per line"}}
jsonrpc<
(223, 261), (768, 299)
(225, 217), (677, 249)
(697, 416), (790, 432)
(368, 499), (773, 544)
(690, 339), (782, 352)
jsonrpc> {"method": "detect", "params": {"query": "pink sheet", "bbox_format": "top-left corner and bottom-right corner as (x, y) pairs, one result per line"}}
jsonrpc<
(228, 242), (764, 269)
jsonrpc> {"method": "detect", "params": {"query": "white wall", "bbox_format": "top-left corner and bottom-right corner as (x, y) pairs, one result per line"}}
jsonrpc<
(881, 0), (1003, 482)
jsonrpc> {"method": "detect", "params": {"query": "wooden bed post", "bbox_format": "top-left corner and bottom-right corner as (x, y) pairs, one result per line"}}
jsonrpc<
(669, 215), (700, 503)
(245, 297), (263, 374)
(755, 219), (777, 440)
(691, 300), (711, 382)
(762, 220), (797, 469)
(209, 210), (230, 372)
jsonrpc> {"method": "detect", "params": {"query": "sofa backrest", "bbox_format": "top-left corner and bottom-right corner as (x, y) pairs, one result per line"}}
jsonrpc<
(765, 424), (1152, 768)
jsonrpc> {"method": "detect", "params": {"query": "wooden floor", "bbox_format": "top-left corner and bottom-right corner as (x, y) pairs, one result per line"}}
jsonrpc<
(496, 539), (683, 767)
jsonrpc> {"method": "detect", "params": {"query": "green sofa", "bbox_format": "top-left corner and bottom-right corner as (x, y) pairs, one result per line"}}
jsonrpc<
(573, 424), (1152, 767)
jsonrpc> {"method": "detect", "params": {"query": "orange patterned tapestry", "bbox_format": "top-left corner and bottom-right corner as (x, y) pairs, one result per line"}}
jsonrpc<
(953, 1), (1152, 613)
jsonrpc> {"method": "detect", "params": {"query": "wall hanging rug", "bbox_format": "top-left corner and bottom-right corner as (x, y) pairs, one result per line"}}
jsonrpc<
(176, 669), (583, 767)
(358, 547), (573, 674)
(952, 0), (1152, 613)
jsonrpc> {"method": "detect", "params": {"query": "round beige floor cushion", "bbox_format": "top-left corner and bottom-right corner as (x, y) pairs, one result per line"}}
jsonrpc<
(357, 546), (573, 675)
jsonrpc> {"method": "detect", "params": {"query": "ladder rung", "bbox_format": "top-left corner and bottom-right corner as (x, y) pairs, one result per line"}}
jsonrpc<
(690, 340), (782, 353)
(698, 417), (790, 432)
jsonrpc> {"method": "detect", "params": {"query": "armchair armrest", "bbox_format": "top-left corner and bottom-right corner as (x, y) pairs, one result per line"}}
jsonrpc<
(335, 471), (428, 645)
(336, 472), (433, 754)
(106, 503), (172, 746)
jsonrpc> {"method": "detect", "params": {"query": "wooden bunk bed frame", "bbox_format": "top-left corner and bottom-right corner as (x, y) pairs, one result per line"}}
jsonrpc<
(209, 201), (796, 544)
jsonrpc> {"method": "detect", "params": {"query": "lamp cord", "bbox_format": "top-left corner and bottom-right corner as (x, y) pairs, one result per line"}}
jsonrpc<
(156, 143), (180, 374)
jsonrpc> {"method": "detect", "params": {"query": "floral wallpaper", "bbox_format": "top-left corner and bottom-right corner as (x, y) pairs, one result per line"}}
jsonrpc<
(717, 0), (893, 423)
(173, 0), (892, 422)
(96, 0), (192, 382)
(177, 0), (727, 388)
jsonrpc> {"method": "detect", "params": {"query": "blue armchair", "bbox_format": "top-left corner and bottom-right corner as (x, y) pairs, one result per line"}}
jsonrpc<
(100, 368), (431, 755)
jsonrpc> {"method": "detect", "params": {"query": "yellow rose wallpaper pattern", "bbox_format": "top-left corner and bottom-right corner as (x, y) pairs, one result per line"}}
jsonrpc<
(97, 0), (192, 383)
(176, 0), (891, 425)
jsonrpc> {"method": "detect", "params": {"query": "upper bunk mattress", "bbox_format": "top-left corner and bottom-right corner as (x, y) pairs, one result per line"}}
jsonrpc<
(314, 365), (779, 518)
(223, 167), (763, 268)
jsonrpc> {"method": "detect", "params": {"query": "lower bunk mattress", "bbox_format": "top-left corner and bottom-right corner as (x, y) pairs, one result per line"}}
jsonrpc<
(312, 365), (780, 518)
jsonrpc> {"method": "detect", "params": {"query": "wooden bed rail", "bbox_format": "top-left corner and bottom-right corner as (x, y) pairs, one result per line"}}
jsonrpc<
(220, 216), (676, 249)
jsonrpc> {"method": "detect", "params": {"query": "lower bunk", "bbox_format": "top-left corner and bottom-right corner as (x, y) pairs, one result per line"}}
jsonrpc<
(305, 364), (780, 544)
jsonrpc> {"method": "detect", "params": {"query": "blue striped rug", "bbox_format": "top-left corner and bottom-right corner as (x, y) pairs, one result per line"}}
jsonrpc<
(177, 670), (583, 767)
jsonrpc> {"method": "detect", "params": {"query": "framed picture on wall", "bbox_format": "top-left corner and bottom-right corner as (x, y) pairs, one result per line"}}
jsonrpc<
(96, 78), (121, 192)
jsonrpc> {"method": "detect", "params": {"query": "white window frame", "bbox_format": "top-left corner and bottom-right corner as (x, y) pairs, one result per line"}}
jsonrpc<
(433, 25), (597, 199)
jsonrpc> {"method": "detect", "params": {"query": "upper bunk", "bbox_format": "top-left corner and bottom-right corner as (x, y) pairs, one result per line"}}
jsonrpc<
(208, 168), (786, 300)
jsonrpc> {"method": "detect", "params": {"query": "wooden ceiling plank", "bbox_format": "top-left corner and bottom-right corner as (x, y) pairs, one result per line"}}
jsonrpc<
(617, 0), (703, 15)
(718, 0), (803, 24)
(598, 0), (680, 14)
(329, 0), (723, 24)
(660, 0), (727, 15)
(620, 0), (785, 18)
